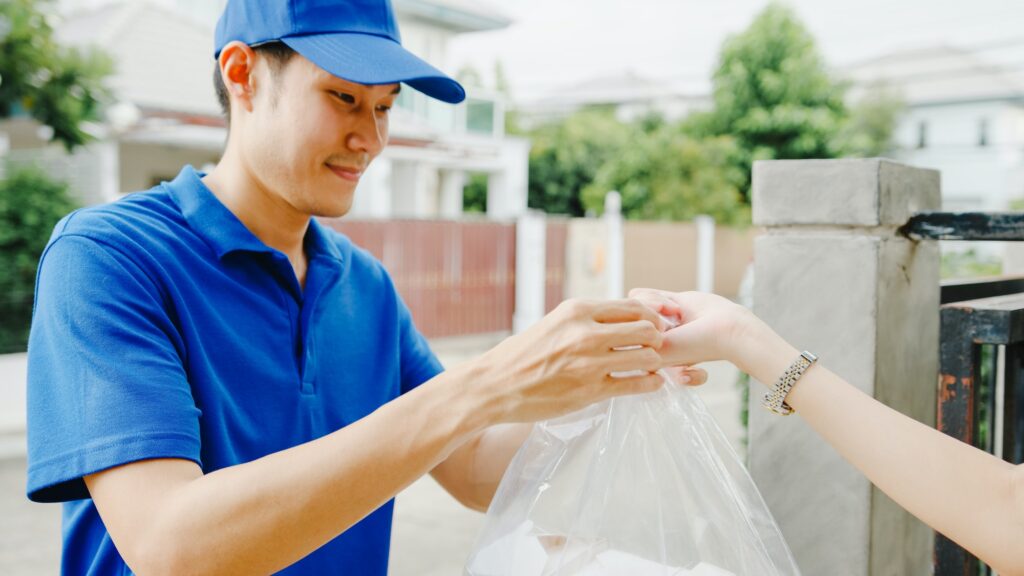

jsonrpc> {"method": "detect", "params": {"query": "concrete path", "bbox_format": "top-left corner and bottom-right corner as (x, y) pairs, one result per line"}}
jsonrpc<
(0, 335), (747, 575)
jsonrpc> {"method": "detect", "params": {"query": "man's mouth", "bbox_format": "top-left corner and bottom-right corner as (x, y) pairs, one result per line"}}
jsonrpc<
(326, 163), (364, 182)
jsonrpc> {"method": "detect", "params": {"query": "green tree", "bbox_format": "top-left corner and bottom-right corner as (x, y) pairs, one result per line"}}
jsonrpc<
(686, 3), (849, 200)
(581, 127), (750, 225)
(0, 166), (78, 352)
(839, 84), (905, 158)
(0, 0), (113, 150)
(527, 109), (635, 216)
(462, 172), (488, 214)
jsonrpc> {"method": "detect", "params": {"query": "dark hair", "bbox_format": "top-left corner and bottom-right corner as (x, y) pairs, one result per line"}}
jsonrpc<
(213, 41), (298, 125)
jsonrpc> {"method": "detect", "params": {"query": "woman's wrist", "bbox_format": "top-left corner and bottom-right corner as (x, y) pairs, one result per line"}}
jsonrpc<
(733, 315), (800, 387)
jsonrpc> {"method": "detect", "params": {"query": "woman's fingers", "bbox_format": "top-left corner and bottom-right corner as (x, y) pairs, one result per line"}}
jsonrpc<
(628, 288), (682, 325)
(663, 366), (708, 387)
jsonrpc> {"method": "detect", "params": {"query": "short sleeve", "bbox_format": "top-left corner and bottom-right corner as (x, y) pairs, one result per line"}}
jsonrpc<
(26, 235), (202, 503)
(396, 292), (443, 395)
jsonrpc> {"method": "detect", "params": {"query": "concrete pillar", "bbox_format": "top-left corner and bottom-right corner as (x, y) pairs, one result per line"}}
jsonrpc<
(695, 215), (715, 293)
(351, 157), (392, 218)
(97, 140), (120, 202)
(487, 137), (530, 220)
(0, 132), (8, 181)
(605, 191), (624, 299)
(513, 210), (546, 333)
(391, 162), (437, 218)
(749, 159), (941, 576)
(439, 169), (466, 219)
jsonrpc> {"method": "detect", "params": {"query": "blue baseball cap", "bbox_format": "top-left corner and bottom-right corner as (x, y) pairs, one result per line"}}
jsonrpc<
(214, 0), (466, 104)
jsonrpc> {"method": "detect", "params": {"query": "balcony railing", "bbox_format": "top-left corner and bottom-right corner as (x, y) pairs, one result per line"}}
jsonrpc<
(395, 87), (505, 138)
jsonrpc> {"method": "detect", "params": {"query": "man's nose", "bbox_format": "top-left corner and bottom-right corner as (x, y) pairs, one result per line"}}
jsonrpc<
(347, 111), (385, 157)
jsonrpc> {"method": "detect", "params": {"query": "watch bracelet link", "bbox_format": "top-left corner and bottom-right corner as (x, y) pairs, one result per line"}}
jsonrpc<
(762, 351), (818, 416)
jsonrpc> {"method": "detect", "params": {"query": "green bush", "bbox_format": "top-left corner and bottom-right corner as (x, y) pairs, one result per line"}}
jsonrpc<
(940, 248), (1002, 280)
(0, 166), (78, 353)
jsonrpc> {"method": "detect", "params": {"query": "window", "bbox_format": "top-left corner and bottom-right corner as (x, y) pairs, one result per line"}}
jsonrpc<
(917, 121), (928, 149)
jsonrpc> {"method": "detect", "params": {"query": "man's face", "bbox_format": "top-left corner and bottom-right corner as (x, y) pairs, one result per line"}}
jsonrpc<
(241, 53), (399, 218)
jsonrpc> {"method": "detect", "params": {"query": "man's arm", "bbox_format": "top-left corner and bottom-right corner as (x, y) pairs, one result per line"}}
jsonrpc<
(429, 423), (533, 512)
(85, 299), (667, 575)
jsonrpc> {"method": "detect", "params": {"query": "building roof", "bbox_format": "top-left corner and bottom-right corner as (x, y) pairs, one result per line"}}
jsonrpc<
(528, 69), (708, 107)
(393, 0), (512, 33)
(844, 45), (1024, 106)
(58, 1), (222, 116)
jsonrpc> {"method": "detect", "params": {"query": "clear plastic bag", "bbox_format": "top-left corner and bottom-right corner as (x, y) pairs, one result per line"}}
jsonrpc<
(464, 367), (801, 576)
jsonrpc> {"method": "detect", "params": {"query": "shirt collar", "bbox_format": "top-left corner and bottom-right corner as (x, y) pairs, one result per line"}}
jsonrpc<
(168, 165), (342, 263)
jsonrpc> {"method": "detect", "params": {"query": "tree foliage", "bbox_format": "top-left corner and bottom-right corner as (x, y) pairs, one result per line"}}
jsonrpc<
(684, 3), (850, 199)
(492, 3), (902, 224)
(0, 0), (113, 150)
(526, 109), (634, 217)
(840, 85), (905, 158)
(581, 128), (749, 225)
(0, 166), (78, 352)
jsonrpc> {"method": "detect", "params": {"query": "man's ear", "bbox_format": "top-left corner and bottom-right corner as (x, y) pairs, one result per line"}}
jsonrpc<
(218, 41), (259, 114)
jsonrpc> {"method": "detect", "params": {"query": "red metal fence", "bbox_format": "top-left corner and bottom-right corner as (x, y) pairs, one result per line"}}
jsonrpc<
(323, 218), (516, 338)
(545, 219), (568, 313)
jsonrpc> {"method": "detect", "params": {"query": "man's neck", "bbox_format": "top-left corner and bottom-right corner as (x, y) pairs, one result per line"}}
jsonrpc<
(200, 154), (310, 287)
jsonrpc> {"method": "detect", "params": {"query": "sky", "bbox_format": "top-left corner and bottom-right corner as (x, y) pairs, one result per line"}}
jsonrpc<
(446, 0), (1024, 101)
(59, 0), (1024, 102)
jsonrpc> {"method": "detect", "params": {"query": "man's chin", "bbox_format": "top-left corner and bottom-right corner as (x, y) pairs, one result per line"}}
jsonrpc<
(311, 196), (355, 219)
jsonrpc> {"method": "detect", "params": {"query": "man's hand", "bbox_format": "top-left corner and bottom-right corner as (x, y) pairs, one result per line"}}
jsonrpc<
(432, 297), (707, 510)
(469, 298), (670, 424)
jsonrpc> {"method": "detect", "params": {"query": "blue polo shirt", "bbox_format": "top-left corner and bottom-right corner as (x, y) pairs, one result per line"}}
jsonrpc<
(25, 165), (444, 575)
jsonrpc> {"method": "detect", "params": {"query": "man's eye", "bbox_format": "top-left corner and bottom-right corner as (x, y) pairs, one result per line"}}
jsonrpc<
(333, 91), (356, 104)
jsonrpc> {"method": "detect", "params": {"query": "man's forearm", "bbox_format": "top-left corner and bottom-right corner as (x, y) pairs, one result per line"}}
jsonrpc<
(433, 423), (533, 511)
(92, 362), (493, 576)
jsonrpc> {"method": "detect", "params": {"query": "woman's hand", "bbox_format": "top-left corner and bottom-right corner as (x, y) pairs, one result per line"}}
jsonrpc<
(629, 288), (786, 376)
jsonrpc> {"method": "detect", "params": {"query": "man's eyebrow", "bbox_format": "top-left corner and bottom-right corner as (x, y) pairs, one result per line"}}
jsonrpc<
(391, 85), (402, 95)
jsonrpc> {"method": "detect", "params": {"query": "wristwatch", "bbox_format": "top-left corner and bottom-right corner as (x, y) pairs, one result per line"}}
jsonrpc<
(762, 351), (818, 416)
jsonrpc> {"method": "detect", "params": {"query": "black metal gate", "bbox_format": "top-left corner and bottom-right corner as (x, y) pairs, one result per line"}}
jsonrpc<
(903, 212), (1024, 575)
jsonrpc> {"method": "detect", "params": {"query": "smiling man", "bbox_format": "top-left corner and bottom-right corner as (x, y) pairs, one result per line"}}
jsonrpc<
(23, 1), (699, 575)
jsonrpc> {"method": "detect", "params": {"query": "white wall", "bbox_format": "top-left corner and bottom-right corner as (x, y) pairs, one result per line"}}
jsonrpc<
(119, 142), (222, 195)
(0, 354), (28, 435)
(894, 101), (1024, 211)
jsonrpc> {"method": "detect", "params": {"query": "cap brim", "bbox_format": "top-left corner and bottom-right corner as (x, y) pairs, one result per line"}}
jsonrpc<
(282, 34), (466, 104)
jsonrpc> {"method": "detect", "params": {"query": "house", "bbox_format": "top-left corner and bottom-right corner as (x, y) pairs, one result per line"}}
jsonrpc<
(845, 46), (1024, 212)
(2, 0), (529, 219)
(513, 69), (711, 129)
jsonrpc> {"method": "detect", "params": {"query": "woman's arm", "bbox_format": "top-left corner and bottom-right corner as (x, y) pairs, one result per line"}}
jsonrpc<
(634, 288), (1024, 575)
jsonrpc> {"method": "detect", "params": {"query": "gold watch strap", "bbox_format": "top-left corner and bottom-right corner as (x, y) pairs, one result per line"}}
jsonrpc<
(762, 351), (818, 416)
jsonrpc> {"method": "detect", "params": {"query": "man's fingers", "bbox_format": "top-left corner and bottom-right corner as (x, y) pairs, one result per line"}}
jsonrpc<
(606, 346), (662, 374)
(601, 320), (664, 349)
(592, 298), (663, 327)
(602, 372), (664, 397)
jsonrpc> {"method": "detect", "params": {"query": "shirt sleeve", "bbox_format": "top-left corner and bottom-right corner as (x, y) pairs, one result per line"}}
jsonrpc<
(396, 291), (444, 395)
(26, 234), (202, 503)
